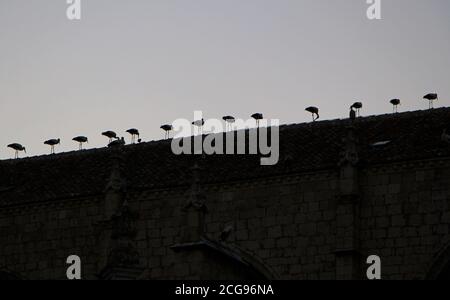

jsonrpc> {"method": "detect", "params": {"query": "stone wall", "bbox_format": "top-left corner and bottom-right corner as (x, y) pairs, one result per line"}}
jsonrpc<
(1, 158), (450, 280)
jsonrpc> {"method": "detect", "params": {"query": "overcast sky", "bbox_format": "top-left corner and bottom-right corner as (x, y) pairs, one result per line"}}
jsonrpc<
(0, 0), (449, 159)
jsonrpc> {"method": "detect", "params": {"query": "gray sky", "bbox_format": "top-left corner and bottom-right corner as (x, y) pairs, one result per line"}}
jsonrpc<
(0, 0), (449, 159)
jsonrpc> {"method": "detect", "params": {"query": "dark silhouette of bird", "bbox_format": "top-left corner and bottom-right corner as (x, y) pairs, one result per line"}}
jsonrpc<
(351, 102), (363, 117)
(220, 225), (234, 242)
(126, 128), (140, 144)
(350, 107), (356, 121)
(442, 129), (450, 144)
(251, 113), (263, 127)
(72, 136), (88, 150)
(44, 139), (60, 154)
(160, 124), (173, 139)
(305, 106), (320, 122)
(390, 99), (401, 113)
(424, 93), (438, 109)
(108, 137), (125, 148)
(192, 119), (205, 135)
(102, 131), (117, 143)
(7, 143), (26, 159)
(222, 116), (236, 131)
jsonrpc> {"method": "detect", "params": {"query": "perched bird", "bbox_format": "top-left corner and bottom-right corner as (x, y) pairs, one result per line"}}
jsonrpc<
(7, 143), (26, 159)
(222, 116), (236, 131)
(351, 102), (363, 117)
(108, 137), (125, 148)
(102, 131), (117, 143)
(442, 129), (450, 144)
(72, 136), (88, 150)
(126, 128), (140, 144)
(192, 119), (205, 135)
(251, 113), (263, 127)
(305, 106), (320, 122)
(390, 99), (401, 113)
(424, 93), (438, 109)
(160, 124), (173, 139)
(44, 139), (60, 154)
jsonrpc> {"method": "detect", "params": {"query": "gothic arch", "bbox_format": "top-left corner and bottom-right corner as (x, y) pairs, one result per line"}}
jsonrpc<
(171, 237), (279, 280)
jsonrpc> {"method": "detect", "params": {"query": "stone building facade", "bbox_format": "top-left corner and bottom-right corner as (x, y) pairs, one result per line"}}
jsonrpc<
(1, 108), (450, 280)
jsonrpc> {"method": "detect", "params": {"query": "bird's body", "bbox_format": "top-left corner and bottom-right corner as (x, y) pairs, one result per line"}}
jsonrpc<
(44, 139), (60, 146)
(102, 131), (117, 143)
(161, 124), (173, 139)
(126, 128), (140, 144)
(390, 99), (401, 113)
(424, 93), (438, 109)
(108, 137), (125, 148)
(351, 102), (363, 117)
(223, 116), (236, 122)
(192, 119), (205, 127)
(223, 116), (236, 131)
(44, 138), (60, 154)
(192, 119), (205, 135)
(305, 106), (320, 122)
(73, 136), (88, 150)
(7, 143), (26, 159)
(251, 113), (263, 127)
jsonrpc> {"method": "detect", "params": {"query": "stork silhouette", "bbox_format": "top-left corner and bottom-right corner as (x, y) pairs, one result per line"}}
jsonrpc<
(44, 139), (60, 154)
(160, 124), (173, 139)
(424, 93), (438, 109)
(390, 99), (401, 113)
(351, 102), (363, 117)
(305, 107), (320, 122)
(126, 128), (140, 144)
(72, 136), (88, 150)
(251, 113), (263, 128)
(102, 131), (117, 143)
(192, 119), (205, 135)
(7, 143), (26, 159)
(222, 116), (236, 132)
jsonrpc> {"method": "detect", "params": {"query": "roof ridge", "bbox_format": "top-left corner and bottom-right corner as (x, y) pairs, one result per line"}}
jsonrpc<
(1, 106), (449, 164)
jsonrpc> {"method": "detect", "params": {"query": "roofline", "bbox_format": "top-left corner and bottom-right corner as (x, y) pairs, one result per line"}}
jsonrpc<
(1, 106), (449, 164)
